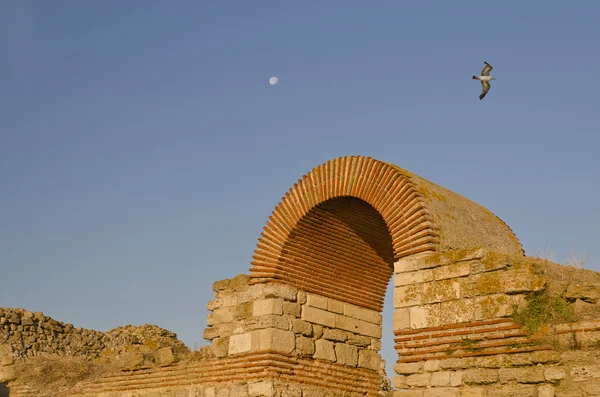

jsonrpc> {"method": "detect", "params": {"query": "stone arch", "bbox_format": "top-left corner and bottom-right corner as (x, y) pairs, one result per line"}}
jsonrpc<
(250, 156), (523, 310)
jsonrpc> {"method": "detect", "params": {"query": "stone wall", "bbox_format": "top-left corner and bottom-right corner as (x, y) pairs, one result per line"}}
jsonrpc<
(0, 307), (188, 384)
(392, 248), (600, 396)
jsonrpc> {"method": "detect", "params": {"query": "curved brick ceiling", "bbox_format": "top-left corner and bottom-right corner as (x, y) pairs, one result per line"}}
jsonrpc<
(250, 156), (523, 310)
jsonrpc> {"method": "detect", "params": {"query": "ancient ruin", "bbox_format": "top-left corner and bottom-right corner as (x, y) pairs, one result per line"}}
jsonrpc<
(2, 155), (600, 396)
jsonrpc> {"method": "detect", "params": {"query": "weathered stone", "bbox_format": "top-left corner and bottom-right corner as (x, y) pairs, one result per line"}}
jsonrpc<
(328, 298), (344, 314)
(294, 336), (315, 356)
(474, 294), (524, 320)
(409, 304), (441, 329)
(263, 284), (297, 301)
(423, 388), (459, 397)
(244, 315), (290, 331)
(248, 381), (275, 397)
(544, 367), (566, 381)
(256, 329), (295, 353)
(462, 369), (498, 385)
(301, 306), (335, 328)
(394, 253), (430, 273)
(312, 324), (323, 339)
(343, 303), (381, 325)
(297, 290), (307, 305)
(334, 343), (358, 366)
(234, 302), (253, 320)
(450, 371), (462, 386)
(405, 373), (431, 387)
(229, 333), (252, 355)
(155, 346), (176, 365)
(491, 384), (536, 397)
(358, 349), (380, 370)
(282, 302), (301, 318)
(394, 284), (424, 308)
(323, 328), (347, 342)
(213, 307), (236, 324)
(395, 269), (434, 287)
(393, 390), (424, 397)
(395, 362), (424, 375)
(291, 319), (313, 336)
(538, 384), (555, 397)
(253, 299), (283, 316)
(498, 367), (545, 383)
(394, 307), (411, 330)
(313, 339), (335, 361)
(424, 360), (441, 372)
(212, 337), (229, 358)
(306, 293), (328, 309)
(434, 262), (471, 281)
(458, 387), (484, 397)
(431, 371), (451, 387)
(439, 299), (475, 325)
(347, 333), (371, 347)
(571, 365), (600, 381)
(565, 284), (600, 303)
(422, 279), (461, 304)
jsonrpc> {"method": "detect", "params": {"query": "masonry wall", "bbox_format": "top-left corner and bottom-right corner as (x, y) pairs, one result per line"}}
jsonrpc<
(393, 248), (600, 397)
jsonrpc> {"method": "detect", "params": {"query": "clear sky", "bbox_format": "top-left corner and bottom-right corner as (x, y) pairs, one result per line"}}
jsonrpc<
(1, 1), (599, 377)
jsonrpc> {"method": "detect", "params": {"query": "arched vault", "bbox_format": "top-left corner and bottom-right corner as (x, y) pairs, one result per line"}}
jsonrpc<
(250, 156), (523, 310)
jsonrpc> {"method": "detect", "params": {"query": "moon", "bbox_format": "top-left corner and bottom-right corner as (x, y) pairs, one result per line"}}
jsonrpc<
(269, 76), (279, 86)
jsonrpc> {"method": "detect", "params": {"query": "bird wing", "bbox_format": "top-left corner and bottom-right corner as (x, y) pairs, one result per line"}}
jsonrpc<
(479, 80), (490, 100)
(481, 62), (493, 76)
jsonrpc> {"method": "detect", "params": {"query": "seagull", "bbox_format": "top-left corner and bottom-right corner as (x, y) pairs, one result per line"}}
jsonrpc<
(472, 62), (496, 100)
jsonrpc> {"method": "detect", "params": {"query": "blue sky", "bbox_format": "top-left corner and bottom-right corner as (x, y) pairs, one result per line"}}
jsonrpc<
(1, 1), (599, 377)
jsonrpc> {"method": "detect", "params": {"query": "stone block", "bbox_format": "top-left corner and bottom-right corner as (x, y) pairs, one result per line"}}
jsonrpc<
(394, 253), (431, 273)
(335, 314), (361, 334)
(358, 349), (381, 370)
(394, 362), (424, 375)
(213, 307), (236, 323)
(313, 339), (335, 361)
(423, 360), (440, 372)
(544, 366), (566, 381)
(394, 270), (434, 287)
(393, 390), (424, 397)
(462, 369), (498, 385)
(0, 364), (15, 383)
(458, 388), (484, 397)
(235, 302), (254, 320)
(394, 307), (411, 330)
(423, 388), (459, 397)
(253, 299), (283, 316)
(393, 375), (407, 389)
(155, 347), (176, 365)
(471, 267), (545, 296)
(394, 284), (424, 308)
(229, 333), (252, 355)
(491, 384), (536, 397)
(212, 337), (229, 358)
(570, 365), (600, 381)
(256, 329), (295, 353)
(248, 381), (275, 397)
(409, 304), (441, 329)
(498, 367), (545, 383)
(433, 262), (471, 281)
(439, 299), (474, 325)
(347, 334), (371, 347)
(301, 306), (335, 328)
(406, 373), (431, 387)
(334, 343), (358, 366)
(312, 324), (323, 339)
(430, 371), (450, 387)
(323, 328), (347, 342)
(343, 302), (382, 325)
(358, 319), (382, 338)
(328, 298), (344, 314)
(537, 385), (554, 397)
(295, 335), (315, 356)
(297, 290), (307, 304)
(244, 314), (290, 331)
(291, 319), (313, 336)
(263, 284), (297, 301)
(282, 301), (302, 317)
(422, 279), (460, 304)
(474, 294), (524, 320)
(306, 293), (328, 309)
(450, 371), (462, 386)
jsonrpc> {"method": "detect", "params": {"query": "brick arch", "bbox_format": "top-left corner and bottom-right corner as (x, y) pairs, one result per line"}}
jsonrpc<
(250, 156), (441, 310)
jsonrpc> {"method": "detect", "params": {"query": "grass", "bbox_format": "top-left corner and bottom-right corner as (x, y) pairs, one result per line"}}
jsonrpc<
(512, 289), (576, 336)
